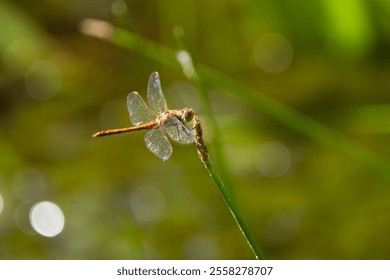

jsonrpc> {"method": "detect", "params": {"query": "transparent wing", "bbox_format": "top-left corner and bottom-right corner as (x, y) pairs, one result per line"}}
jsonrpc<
(127, 91), (157, 126)
(164, 117), (195, 144)
(147, 72), (168, 114)
(144, 128), (172, 161)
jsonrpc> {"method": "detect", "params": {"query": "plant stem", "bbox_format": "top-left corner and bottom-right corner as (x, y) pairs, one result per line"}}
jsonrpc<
(192, 114), (264, 260)
(204, 159), (264, 260)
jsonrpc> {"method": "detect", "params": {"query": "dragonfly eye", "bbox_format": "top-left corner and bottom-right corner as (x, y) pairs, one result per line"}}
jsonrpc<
(181, 108), (194, 122)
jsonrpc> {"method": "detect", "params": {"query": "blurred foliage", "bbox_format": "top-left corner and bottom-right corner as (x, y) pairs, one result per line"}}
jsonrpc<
(1, 0), (390, 259)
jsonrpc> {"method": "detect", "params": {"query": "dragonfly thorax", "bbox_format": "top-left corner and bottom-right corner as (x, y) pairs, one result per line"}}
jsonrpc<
(157, 108), (194, 126)
(157, 111), (175, 127)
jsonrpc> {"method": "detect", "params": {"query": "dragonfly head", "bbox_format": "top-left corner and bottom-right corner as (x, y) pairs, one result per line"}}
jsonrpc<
(180, 108), (195, 123)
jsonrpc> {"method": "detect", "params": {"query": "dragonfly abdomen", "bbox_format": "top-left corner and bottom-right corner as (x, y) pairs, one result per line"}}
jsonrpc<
(93, 121), (158, 137)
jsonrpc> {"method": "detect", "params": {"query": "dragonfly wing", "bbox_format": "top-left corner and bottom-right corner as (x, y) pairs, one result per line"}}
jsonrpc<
(144, 128), (172, 161)
(127, 91), (156, 126)
(147, 72), (168, 114)
(164, 117), (195, 144)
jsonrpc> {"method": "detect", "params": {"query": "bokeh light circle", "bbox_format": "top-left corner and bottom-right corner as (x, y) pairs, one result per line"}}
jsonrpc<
(256, 141), (291, 177)
(25, 60), (62, 100)
(183, 235), (217, 259)
(253, 33), (293, 73)
(29, 201), (65, 237)
(130, 186), (165, 223)
(111, 0), (128, 16)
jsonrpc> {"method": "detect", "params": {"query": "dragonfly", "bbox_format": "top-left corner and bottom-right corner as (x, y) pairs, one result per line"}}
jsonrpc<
(93, 72), (195, 161)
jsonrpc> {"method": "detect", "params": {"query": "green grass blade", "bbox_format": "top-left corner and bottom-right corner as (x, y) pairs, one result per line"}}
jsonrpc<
(191, 112), (263, 259)
(205, 159), (264, 260)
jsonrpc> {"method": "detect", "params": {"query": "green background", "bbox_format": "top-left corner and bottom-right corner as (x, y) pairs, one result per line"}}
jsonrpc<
(1, 0), (390, 259)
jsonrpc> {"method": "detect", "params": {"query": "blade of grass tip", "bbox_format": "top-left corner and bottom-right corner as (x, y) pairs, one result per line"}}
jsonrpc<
(173, 26), (235, 197)
(193, 116), (264, 260)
